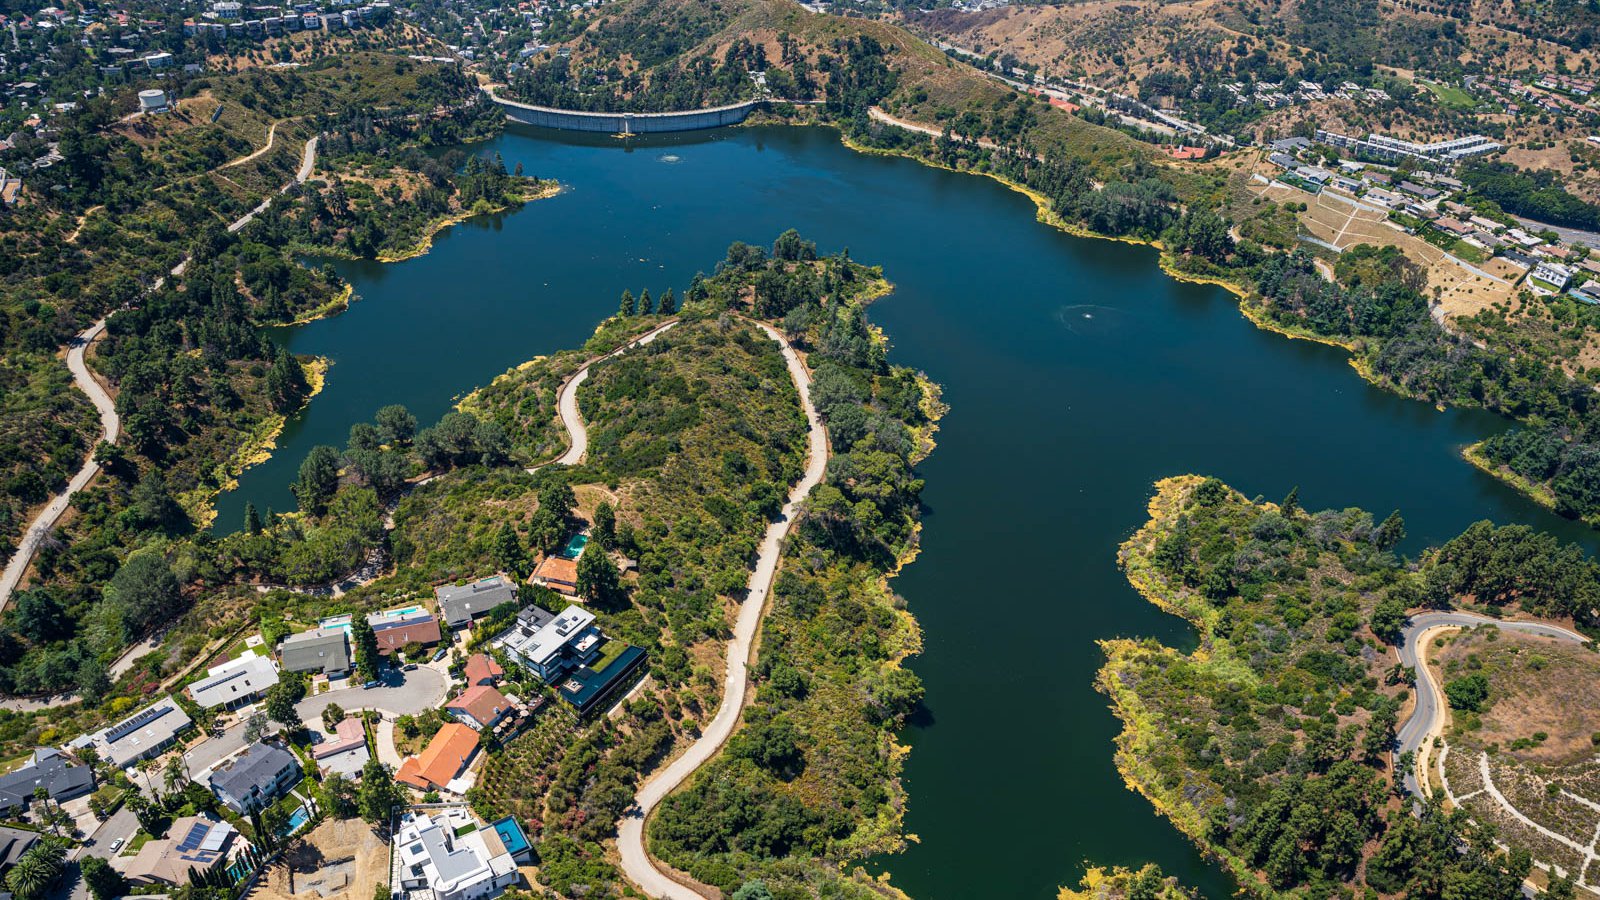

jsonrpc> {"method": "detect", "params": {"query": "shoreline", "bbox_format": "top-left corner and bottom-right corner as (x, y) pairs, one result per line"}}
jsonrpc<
(181, 357), (328, 529)
(376, 179), (562, 263)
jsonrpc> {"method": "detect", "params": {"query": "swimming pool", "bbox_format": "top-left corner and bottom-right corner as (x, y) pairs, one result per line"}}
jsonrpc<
(284, 806), (311, 835)
(559, 534), (588, 560)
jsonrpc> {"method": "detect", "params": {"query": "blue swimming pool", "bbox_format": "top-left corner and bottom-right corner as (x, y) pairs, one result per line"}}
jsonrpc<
(559, 534), (588, 560)
(284, 806), (311, 835)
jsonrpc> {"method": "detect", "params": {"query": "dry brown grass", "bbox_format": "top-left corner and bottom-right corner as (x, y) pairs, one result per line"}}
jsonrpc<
(250, 819), (389, 900)
(1438, 627), (1600, 765)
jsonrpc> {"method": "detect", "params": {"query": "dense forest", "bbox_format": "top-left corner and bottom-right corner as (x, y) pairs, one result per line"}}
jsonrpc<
(1105, 475), (1591, 898)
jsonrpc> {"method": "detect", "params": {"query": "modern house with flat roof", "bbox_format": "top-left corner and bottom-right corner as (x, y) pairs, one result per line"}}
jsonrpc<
(494, 606), (645, 715)
(436, 576), (518, 628)
(392, 809), (522, 900)
(188, 652), (280, 710)
(207, 742), (300, 814)
(125, 815), (239, 886)
(74, 697), (192, 769)
(279, 628), (351, 676)
(0, 748), (93, 814)
(367, 608), (442, 656)
(396, 723), (479, 793)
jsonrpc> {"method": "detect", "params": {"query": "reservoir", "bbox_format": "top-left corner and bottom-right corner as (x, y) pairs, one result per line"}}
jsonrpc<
(214, 123), (1600, 897)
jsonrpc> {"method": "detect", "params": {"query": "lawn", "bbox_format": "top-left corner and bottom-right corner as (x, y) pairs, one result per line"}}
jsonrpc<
(1421, 80), (1478, 109)
(587, 640), (628, 675)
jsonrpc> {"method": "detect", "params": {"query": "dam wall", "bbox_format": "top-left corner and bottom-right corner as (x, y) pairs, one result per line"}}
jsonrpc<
(489, 91), (762, 133)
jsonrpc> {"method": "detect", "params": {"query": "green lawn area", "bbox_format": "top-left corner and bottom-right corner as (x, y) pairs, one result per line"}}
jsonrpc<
(453, 822), (478, 837)
(120, 832), (154, 857)
(1420, 80), (1477, 109)
(1449, 239), (1489, 263)
(588, 640), (628, 675)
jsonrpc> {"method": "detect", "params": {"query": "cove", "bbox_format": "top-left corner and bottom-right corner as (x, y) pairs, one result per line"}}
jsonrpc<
(214, 122), (1600, 898)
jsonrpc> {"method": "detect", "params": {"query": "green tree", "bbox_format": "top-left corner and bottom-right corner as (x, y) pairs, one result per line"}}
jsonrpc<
(638, 288), (653, 315)
(244, 501), (263, 535)
(322, 702), (346, 733)
(1445, 673), (1490, 712)
(265, 681), (303, 729)
(1375, 511), (1406, 551)
(592, 502), (616, 550)
(5, 842), (63, 900)
(492, 523), (531, 580)
(576, 547), (622, 608)
(293, 445), (342, 517)
(320, 773), (358, 820)
(130, 470), (186, 532)
(658, 288), (677, 315)
(618, 289), (636, 317)
(80, 856), (128, 900)
(352, 617), (381, 682)
(376, 405), (417, 446)
(357, 759), (401, 823)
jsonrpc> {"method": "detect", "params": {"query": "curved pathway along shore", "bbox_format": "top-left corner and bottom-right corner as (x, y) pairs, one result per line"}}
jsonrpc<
(537, 320), (680, 470)
(615, 320), (829, 899)
(0, 318), (119, 610)
(0, 133), (321, 690)
(1397, 611), (1589, 796)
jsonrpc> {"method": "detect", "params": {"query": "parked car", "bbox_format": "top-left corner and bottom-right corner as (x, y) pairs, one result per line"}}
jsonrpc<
(432, 648), (447, 662)
(404, 663), (418, 671)
(362, 680), (381, 689)
(109, 838), (124, 853)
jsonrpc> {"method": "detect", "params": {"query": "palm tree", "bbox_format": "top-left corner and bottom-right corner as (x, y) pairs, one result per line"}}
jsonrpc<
(163, 755), (188, 795)
(6, 842), (64, 900)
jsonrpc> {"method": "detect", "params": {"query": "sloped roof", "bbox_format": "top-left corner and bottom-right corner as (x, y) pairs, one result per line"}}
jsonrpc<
(445, 685), (511, 729)
(396, 723), (478, 791)
(463, 654), (503, 686)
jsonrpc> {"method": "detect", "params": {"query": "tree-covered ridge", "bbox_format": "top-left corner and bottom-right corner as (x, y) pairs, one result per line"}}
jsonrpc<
(1102, 475), (1588, 898)
(641, 236), (935, 897)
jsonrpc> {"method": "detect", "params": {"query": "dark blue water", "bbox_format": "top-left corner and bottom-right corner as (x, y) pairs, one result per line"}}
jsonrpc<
(215, 123), (1598, 897)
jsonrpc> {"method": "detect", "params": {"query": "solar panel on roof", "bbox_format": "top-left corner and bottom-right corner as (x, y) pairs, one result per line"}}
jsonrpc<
(177, 822), (208, 852)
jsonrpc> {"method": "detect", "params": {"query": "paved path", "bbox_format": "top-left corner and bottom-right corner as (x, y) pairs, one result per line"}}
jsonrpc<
(1397, 611), (1588, 796)
(0, 318), (119, 610)
(534, 320), (680, 471)
(615, 321), (829, 899)
(0, 132), (323, 700)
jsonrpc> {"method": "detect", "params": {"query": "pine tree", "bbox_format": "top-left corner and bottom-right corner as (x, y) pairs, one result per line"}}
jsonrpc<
(1375, 511), (1406, 551)
(638, 288), (653, 315)
(1280, 485), (1300, 516)
(618, 289), (636, 317)
(244, 501), (263, 535)
(658, 287), (677, 315)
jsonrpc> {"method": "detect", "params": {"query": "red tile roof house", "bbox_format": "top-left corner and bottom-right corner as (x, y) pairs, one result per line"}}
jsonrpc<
(464, 654), (504, 686)
(367, 608), (442, 656)
(445, 685), (514, 731)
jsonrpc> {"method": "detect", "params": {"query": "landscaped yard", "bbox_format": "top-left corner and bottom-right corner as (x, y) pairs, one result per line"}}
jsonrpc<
(1420, 80), (1478, 109)
(588, 640), (627, 675)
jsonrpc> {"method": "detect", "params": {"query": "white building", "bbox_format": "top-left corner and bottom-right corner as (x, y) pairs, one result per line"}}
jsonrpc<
(1532, 261), (1573, 291)
(187, 652), (279, 710)
(393, 810), (521, 900)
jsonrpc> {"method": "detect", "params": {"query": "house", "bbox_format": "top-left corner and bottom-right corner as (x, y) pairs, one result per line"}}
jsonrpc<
(74, 696), (193, 769)
(367, 608), (442, 656)
(445, 685), (514, 732)
(207, 742), (300, 814)
(1267, 152), (1297, 170)
(0, 826), (40, 875)
(312, 718), (369, 778)
(463, 654), (503, 686)
(494, 606), (645, 715)
(531, 556), (578, 595)
(1269, 136), (1311, 153)
(124, 816), (239, 886)
(436, 576), (518, 628)
(396, 723), (479, 792)
(1435, 218), (1473, 236)
(188, 652), (280, 710)
(392, 810), (522, 900)
(0, 749), (93, 815)
(1363, 188), (1402, 209)
(1532, 261), (1574, 291)
(279, 628), (351, 676)
(1397, 181), (1442, 201)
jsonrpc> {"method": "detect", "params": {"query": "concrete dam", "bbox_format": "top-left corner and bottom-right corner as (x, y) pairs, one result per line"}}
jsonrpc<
(487, 88), (762, 134)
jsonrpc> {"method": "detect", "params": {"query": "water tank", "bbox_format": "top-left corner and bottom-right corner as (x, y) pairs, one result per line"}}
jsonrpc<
(138, 89), (167, 113)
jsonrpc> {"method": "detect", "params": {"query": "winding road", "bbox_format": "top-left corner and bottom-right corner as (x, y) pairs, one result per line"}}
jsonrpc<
(0, 133), (321, 647)
(536, 320), (681, 471)
(1396, 611), (1589, 796)
(615, 320), (829, 899)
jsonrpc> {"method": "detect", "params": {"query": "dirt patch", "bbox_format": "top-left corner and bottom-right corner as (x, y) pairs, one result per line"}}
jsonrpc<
(1437, 627), (1600, 765)
(249, 819), (389, 900)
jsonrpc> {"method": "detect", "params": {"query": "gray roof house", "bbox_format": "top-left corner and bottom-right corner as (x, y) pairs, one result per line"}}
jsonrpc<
(436, 576), (518, 628)
(0, 748), (94, 814)
(207, 742), (300, 814)
(0, 825), (39, 872)
(279, 628), (351, 675)
(73, 696), (193, 769)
